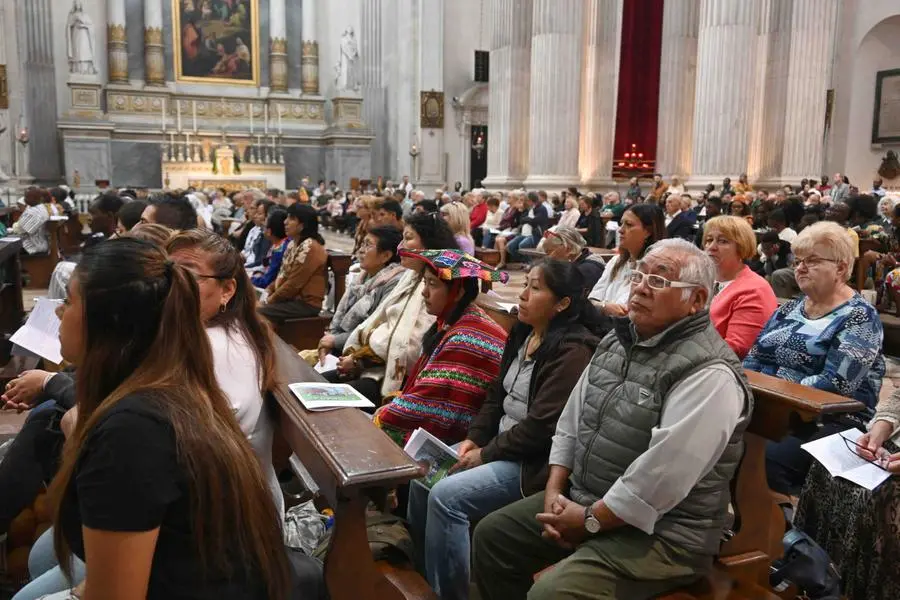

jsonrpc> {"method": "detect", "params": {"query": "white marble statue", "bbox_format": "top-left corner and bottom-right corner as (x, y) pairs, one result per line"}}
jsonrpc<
(66, 0), (97, 76)
(334, 28), (360, 92)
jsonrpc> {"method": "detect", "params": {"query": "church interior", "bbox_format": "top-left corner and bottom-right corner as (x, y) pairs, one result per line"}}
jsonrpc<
(0, 0), (899, 599)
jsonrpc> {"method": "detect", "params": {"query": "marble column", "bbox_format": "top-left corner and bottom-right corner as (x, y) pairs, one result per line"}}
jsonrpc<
(269, 0), (288, 93)
(0, 0), (10, 181)
(689, 0), (759, 183)
(483, 0), (533, 188)
(655, 0), (698, 179)
(524, 0), (583, 187)
(780, 0), (838, 180)
(301, 0), (319, 94)
(107, 0), (128, 84)
(416, 0), (444, 187)
(579, 0), (623, 188)
(143, 0), (164, 86)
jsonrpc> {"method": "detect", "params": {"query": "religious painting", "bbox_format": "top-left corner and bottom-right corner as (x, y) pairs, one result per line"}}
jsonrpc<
(421, 91), (444, 129)
(872, 69), (900, 144)
(172, 0), (260, 86)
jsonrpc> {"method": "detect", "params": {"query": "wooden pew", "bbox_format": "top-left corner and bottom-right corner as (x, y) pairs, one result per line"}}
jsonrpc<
(272, 250), (352, 351)
(21, 220), (62, 289)
(0, 238), (25, 333)
(270, 338), (437, 600)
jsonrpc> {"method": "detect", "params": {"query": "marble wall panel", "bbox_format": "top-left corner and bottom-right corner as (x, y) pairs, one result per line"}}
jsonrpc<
(284, 145), (325, 188)
(111, 141), (162, 188)
(64, 139), (111, 188)
(324, 146), (371, 190)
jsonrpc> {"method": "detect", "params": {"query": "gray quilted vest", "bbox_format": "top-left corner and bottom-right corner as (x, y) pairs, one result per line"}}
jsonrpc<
(570, 311), (753, 556)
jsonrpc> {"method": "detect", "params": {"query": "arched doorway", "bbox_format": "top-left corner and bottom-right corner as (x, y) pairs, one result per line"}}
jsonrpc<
(452, 83), (488, 189)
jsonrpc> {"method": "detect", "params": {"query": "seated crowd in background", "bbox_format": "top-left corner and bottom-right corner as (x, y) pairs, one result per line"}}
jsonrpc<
(1, 171), (899, 600)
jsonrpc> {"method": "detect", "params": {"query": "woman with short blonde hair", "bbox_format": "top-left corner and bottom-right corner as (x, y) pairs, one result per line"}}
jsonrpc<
(440, 201), (475, 254)
(703, 216), (777, 358)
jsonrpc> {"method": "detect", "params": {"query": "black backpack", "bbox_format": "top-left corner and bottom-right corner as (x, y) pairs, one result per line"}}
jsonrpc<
(770, 529), (841, 600)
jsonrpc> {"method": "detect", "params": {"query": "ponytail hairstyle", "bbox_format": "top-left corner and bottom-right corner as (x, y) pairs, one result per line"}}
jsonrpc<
(405, 212), (460, 250)
(286, 202), (325, 245)
(166, 229), (276, 393)
(49, 238), (289, 598)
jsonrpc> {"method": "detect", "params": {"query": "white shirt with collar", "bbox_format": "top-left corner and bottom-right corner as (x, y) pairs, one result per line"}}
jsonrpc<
(665, 209), (681, 227)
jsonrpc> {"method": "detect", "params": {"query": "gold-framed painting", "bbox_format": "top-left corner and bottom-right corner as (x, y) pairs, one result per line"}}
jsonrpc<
(420, 91), (444, 129)
(873, 68), (900, 144)
(172, 0), (260, 86)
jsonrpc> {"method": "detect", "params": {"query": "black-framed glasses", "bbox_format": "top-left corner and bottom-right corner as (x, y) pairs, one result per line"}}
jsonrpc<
(841, 434), (890, 472)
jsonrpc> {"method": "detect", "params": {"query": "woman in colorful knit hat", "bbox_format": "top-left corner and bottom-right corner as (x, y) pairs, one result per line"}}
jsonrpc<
(373, 249), (509, 447)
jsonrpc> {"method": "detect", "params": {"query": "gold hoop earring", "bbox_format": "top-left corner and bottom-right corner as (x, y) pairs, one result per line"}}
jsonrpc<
(220, 302), (227, 313)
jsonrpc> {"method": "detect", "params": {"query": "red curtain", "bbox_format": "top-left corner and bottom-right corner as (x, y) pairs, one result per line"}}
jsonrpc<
(613, 0), (665, 165)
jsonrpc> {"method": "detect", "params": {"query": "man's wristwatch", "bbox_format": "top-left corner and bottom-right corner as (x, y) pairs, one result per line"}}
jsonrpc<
(584, 504), (602, 534)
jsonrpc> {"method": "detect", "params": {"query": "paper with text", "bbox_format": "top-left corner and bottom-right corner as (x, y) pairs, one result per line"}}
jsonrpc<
(801, 428), (892, 491)
(10, 298), (63, 364)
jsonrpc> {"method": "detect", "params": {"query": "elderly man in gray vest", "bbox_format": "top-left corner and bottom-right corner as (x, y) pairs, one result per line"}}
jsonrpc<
(472, 238), (754, 600)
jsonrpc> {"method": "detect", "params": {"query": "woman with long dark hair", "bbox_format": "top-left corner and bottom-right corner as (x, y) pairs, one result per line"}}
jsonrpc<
(332, 213), (459, 403)
(258, 203), (328, 323)
(407, 259), (601, 600)
(373, 249), (508, 446)
(588, 203), (665, 316)
(45, 238), (289, 599)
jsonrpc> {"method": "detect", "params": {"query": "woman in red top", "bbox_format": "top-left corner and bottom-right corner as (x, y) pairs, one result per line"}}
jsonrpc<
(704, 215), (778, 358)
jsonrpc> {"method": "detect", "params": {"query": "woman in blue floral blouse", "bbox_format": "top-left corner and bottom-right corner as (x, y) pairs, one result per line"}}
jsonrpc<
(744, 221), (885, 495)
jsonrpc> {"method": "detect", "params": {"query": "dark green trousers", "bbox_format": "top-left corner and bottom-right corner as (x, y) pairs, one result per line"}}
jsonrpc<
(472, 492), (711, 600)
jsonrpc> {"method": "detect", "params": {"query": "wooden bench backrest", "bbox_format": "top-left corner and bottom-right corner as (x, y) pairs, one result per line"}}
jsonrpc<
(271, 338), (435, 599)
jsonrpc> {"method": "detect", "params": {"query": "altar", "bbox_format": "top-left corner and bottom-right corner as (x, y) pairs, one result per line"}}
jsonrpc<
(162, 142), (286, 192)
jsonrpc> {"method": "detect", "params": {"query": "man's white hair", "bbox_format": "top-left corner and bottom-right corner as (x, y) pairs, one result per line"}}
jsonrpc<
(412, 190), (425, 201)
(643, 238), (716, 306)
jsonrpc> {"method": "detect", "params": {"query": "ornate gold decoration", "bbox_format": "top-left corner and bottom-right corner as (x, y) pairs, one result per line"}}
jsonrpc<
(420, 91), (444, 129)
(270, 55), (288, 93)
(270, 38), (287, 55)
(171, 0), (260, 87)
(107, 24), (126, 43)
(301, 41), (319, 95)
(144, 26), (163, 46)
(0, 65), (7, 109)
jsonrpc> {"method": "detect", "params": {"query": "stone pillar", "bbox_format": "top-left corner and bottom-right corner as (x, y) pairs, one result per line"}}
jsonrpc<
(524, 0), (583, 187)
(780, 0), (838, 180)
(301, 0), (319, 94)
(482, 0), (533, 188)
(269, 0), (288, 93)
(579, 0), (623, 188)
(689, 0), (759, 183)
(416, 0), (445, 187)
(143, 0), (164, 86)
(655, 0), (699, 179)
(107, 0), (128, 84)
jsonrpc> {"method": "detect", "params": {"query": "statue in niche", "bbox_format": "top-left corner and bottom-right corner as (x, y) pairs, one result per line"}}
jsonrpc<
(66, 0), (97, 75)
(334, 28), (360, 92)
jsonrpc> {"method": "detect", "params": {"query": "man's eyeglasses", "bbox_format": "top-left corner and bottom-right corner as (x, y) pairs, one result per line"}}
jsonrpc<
(629, 271), (700, 291)
(794, 255), (838, 269)
(841, 434), (890, 472)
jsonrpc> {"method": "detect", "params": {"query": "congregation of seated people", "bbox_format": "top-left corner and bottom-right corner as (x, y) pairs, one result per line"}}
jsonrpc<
(0, 172), (898, 600)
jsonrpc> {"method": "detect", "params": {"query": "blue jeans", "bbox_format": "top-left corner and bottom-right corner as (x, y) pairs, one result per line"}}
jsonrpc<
(407, 460), (522, 600)
(12, 528), (85, 600)
(506, 235), (537, 264)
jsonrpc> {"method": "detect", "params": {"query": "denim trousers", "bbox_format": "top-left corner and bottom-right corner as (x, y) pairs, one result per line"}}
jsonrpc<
(506, 235), (537, 264)
(12, 527), (85, 600)
(407, 460), (522, 600)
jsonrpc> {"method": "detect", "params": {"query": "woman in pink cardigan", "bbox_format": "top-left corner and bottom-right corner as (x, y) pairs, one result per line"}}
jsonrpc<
(703, 215), (778, 358)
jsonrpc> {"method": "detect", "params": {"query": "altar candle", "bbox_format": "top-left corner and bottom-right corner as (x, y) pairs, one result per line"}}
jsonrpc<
(264, 105), (269, 134)
(192, 101), (197, 132)
(176, 101), (182, 133)
(278, 106), (282, 134)
(250, 105), (254, 134)
(161, 97), (166, 132)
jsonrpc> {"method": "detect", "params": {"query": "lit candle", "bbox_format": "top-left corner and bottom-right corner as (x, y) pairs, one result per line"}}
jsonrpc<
(161, 97), (166, 132)
(176, 101), (182, 133)
(192, 101), (197, 132)
(249, 105), (254, 134)
(278, 106), (282, 134)
(264, 105), (269, 134)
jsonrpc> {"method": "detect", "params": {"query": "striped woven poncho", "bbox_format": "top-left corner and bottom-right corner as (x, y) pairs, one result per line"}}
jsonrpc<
(375, 303), (508, 447)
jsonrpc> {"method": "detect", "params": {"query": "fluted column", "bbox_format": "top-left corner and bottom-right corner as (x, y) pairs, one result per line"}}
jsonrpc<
(655, 0), (698, 179)
(524, 0), (583, 187)
(106, 0), (128, 84)
(269, 0), (288, 93)
(143, 0), (164, 85)
(579, 0), (623, 187)
(689, 0), (759, 183)
(483, 0), (533, 188)
(780, 0), (838, 179)
(301, 0), (319, 94)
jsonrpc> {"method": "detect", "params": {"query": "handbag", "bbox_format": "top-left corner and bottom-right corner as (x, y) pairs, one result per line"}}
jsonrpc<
(769, 528), (841, 600)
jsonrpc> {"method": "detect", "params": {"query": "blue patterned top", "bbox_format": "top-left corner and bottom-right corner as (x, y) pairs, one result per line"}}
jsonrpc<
(743, 293), (884, 412)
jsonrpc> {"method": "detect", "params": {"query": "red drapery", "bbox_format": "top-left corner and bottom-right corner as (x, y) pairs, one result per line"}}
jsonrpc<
(613, 0), (665, 166)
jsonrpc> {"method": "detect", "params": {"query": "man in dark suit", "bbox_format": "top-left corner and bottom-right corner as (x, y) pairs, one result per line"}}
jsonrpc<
(665, 194), (696, 240)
